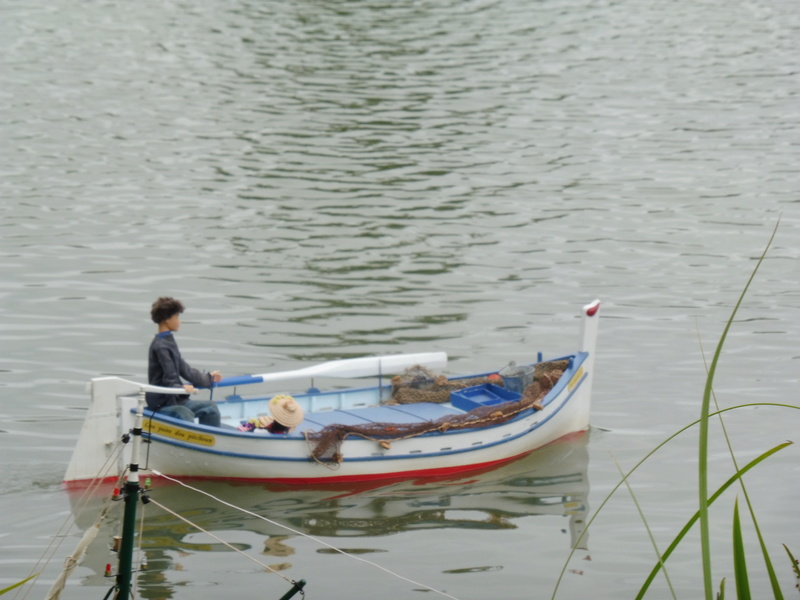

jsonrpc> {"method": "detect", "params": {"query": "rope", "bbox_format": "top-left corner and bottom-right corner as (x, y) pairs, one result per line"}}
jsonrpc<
(304, 389), (549, 466)
(132, 493), (148, 599)
(152, 471), (461, 600)
(304, 368), (564, 467)
(24, 441), (127, 600)
(303, 431), (341, 469)
(144, 497), (296, 586)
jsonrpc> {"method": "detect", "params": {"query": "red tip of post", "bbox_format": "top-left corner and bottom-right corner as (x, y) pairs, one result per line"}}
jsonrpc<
(105, 563), (113, 577)
(585, 300), (600, 317)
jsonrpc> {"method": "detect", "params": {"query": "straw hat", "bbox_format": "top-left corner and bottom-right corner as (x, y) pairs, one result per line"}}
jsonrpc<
(268, 394), (304, 427)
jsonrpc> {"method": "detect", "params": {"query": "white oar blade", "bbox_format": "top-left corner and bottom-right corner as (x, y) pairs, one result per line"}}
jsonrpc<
(258, 352), (447, 382)
(219, 352), (447, 387)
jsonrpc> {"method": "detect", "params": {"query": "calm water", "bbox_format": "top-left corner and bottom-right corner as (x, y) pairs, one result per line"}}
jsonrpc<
(2, 0), (798, 598)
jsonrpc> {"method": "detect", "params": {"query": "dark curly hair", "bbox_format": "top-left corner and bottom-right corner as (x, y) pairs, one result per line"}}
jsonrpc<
(151, 297), (185, 324)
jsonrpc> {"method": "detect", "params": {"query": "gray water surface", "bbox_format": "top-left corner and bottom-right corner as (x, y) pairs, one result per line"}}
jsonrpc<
(2, 0), (799, 598)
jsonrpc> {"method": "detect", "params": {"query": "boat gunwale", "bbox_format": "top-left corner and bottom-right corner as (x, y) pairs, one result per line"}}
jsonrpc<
(139, 353), (589, 464)
(141, 352), (584, 435)
(215, 352), (579, 405)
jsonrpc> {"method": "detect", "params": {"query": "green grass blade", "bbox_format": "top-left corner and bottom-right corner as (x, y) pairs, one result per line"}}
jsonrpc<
(0, 573), (39, 596)
(698, 220), (779, 599)
(782, 545), (800, 587)
(784, 545), (800, 576)
(697, 332), (784, 599)
(732, 497), (751, 600)
(635, 441), (792, 599)
(551, 402), (797, 600)
(613, 456), (677, 599)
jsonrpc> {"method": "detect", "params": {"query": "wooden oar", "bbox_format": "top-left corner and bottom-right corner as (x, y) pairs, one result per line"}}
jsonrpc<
(215, 352), (448, 388)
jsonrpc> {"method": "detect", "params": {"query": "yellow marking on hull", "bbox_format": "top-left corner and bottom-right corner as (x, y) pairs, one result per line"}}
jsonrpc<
(147, 422), (215, 446)
(568, 367), (584, 392)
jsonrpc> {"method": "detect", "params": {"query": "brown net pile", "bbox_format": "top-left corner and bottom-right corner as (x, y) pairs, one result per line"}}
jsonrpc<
(389, 365), (498, 404)
(305, 360), (570, 465)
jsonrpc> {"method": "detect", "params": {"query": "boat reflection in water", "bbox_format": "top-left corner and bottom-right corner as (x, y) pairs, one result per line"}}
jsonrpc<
(68, 433), (590, 593)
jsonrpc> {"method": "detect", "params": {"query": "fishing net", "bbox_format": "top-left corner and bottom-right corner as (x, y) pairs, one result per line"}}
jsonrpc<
(390, 364), (497, 404)
(305, 360), (570, 465)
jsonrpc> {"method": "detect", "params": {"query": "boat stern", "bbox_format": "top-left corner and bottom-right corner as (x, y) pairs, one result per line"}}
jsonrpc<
(63, 377), (138, 486)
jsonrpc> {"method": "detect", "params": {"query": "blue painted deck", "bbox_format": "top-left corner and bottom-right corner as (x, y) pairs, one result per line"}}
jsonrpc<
(294, 402), (462, 435)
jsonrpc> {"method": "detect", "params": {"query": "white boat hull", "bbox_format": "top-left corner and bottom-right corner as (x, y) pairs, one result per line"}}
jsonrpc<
(64, 301), (599, 487)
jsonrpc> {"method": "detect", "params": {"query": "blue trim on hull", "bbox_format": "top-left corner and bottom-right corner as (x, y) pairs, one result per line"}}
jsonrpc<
(143, 360), (589, 467)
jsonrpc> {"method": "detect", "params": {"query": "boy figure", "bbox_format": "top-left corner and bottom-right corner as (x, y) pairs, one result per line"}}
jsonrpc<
(146, 297), (222, 427)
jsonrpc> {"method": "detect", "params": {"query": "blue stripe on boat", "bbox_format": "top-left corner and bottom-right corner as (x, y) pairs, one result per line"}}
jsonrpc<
(145, 375), (586, 462)
(143, 368), (588, 464)
(141, 353), (589, 467)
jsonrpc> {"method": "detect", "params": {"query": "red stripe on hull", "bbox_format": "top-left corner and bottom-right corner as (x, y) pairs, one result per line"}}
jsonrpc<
(63, 430), (588, 490)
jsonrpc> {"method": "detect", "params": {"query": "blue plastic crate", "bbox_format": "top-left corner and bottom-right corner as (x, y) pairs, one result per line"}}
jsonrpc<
(450, 383), (521, 411)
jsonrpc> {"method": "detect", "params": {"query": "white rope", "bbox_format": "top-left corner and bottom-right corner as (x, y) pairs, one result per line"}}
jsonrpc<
(145, 497), (296, 585)
(22, 441), (126, 600)
(132, 494), (148, 599)
(43, 522), (101, 600)
(152, 471), (461, 600)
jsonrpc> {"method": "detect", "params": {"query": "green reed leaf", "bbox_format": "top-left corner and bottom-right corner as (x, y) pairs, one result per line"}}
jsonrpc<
(783, 545), (800, 588)
(732, 497), (750, 600)
(698, 219), (779, 599)
(635, 441), (792, 599)
(697, 331), (784, 599)
(0, 573), (39, 596)
(784, 545), (800, 576)
(551, 402), (797, 600)
(613, 455), (677, 599)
